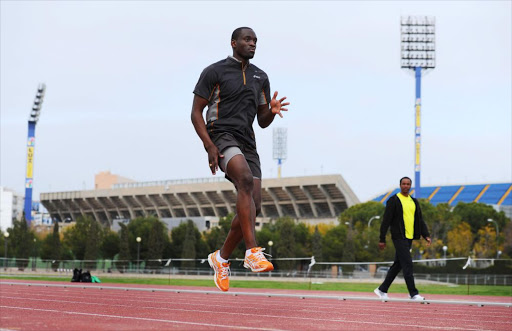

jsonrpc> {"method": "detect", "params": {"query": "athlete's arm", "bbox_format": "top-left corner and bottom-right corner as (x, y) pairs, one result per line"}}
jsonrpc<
(257, 91), (289, 128)
(191, 94), (223, 175)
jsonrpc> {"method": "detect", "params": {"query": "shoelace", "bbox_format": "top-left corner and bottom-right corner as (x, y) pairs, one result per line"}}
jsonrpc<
(219, 263), (230, 279)
(251, 248), (272, 262)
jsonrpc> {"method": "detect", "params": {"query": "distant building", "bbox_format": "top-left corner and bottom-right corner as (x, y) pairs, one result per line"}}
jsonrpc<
(0, 187), (24, 231)
(41, 174), (359, 229)
(95, 171), (135, 190)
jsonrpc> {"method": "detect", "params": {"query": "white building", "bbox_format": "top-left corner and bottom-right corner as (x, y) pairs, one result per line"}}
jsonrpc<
(0, 187), (24, 231)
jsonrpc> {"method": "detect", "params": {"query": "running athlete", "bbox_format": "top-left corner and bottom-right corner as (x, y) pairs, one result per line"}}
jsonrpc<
(191, 27), (289, 291)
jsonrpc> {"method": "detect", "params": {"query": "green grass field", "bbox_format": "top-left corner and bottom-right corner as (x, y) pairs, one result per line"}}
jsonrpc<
(2, 275), (511, 297)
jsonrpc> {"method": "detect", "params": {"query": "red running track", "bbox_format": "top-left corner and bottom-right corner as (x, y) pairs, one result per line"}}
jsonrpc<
(1, 280), (511, 330)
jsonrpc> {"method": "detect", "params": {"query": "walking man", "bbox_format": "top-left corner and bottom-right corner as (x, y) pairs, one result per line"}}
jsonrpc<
(191, 27), (289, 292)
(374, 176), (431, 301)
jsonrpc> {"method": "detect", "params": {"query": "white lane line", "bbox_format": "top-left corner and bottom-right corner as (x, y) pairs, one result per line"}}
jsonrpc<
(0, 306), (286, 331)
(1, 298), (504, 330)
(2, 281), (510, 307)
(3, 289), (510, 320)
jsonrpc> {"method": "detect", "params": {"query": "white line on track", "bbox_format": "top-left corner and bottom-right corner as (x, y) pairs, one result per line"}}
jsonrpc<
(1, 297), (504, 330)
(2, 281), (510, 307)
(0, 306), (286, 331)
(4, 287), (511, 320)
(3, 293), (510, 325)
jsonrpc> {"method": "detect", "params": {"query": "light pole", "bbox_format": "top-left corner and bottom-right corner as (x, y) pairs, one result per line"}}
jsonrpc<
(24, 83), (46, 225)
(273, 128), (287, 178)
(487, 219), (499, 259)
(401, 16), (436, 199)
(442, 245), (448, 266)
(367, 216), (381, 247)
(267, 240), (273, 277)
(136, 236), (141, 273)
(32, 238), (37, 271)
(367, 215), (381, 228)
(4, 232), (9, 270)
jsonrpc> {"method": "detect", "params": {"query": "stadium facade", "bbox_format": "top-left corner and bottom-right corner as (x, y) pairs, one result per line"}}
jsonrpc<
(40, 174), (359, 230)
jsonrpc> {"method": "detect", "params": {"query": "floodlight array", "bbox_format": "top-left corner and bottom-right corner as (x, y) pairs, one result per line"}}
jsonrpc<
(401, 16), (436, 69)
(29, 83), (46, 123)
(273, 127), (287, 160)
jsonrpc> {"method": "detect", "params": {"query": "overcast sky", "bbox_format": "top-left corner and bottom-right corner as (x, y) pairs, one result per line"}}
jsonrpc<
(1, 1), (511, 203)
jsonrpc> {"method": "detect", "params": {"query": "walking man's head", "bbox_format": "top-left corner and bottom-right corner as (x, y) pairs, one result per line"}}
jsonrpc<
(231, 27), (257, 61)
(400, 177), (412, 196)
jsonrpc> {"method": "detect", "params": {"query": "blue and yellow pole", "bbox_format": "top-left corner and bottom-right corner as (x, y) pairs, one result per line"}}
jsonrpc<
(24, 83), (45, 225)
(414, 67), (422, 199)
(24, 122), (36, 224)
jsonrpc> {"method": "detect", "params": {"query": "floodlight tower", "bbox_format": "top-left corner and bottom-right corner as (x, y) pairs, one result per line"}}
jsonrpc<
(401, 16), (436, 199)
(24, 83), (46, 225)
(273, 128), (287, 178)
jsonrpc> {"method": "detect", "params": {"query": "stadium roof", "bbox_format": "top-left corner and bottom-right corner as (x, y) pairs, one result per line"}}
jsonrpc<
(40, 175), (359, 227)
(373, 183), (512, 206)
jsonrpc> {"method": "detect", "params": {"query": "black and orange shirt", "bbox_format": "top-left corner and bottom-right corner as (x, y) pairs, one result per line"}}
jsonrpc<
(193, 56), (271, 148)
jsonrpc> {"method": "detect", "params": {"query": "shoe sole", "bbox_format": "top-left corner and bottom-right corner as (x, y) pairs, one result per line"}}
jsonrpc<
(373, 288), (388, 301)
(243, 262), (274, 272)
(208, 253), (228, 292)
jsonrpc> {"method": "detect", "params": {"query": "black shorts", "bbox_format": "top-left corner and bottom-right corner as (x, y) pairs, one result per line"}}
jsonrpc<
(210, 132), (262, 180)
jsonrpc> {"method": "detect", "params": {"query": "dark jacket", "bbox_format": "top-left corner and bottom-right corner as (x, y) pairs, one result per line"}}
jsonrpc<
(379, 194), (430, 243)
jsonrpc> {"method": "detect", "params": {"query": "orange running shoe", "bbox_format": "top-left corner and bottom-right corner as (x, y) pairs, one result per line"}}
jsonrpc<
(244, 247), (274, 272)
(207, 250), (230, 292)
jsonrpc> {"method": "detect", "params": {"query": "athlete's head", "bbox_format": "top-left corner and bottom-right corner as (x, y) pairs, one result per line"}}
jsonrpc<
(231, 27), (257, 61)
(400, 177), (412, 195)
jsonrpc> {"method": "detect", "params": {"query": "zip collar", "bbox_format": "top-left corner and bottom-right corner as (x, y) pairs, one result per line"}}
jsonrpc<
(227, 56), (249, 71)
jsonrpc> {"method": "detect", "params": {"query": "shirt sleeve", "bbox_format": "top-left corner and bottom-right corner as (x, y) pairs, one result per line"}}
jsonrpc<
(259, 76), (271, 106)
(193, 65), (218, 102)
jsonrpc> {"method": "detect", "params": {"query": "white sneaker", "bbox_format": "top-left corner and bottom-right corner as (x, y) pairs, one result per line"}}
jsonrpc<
(410, 294), (425, 301)
(374, 288), (389, 300)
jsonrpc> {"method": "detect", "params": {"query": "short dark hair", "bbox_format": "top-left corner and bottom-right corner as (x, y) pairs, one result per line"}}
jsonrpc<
(231, 27), (253, 41)
(400, 177), (412, 185)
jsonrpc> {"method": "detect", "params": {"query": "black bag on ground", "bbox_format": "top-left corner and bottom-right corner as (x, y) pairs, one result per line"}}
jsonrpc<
(71, 268), (82, 282)
(80, 271), (92, 283)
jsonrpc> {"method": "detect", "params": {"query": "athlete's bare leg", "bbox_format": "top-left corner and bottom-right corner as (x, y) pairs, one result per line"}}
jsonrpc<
(220, 178), (261, 260)
(218, 155), (261, 259)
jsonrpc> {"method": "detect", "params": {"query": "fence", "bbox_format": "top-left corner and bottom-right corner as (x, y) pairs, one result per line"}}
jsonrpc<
(1, 257), (511, 286)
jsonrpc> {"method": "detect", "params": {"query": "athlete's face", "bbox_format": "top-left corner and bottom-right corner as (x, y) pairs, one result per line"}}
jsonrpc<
(232, 29), (257, 60)
(400, 178), (412, 195)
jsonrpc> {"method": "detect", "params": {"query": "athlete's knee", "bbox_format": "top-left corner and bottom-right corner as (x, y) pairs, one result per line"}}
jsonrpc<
(236, 172), (254, 193)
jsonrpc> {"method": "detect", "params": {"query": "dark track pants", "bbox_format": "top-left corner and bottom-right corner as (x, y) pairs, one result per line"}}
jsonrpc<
(378, 239), (418, 297)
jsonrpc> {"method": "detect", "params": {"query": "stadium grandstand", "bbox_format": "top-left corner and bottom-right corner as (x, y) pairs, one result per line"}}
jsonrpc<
(373, 183), (512, 217)
(40, 174), (359, 230)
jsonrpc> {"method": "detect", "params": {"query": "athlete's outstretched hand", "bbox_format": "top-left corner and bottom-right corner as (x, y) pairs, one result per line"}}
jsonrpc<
(270, 91), (289, 118)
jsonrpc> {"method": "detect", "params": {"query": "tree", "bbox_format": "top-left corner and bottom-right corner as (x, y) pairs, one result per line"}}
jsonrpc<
(338, 201), (385, 228)
(503, 220), (512, 258)
(473, 226), (497, 258)
(446, 222), (473, 257)
(40, 221), (62, 270)
(322, 225), (346, 262)
(10, 214), (35, 270)
(452, 202), (508, 234)
(311, 226), (323, 262)
(169, 220), (208, 267)
(83, 219), (103, 270)
(63, 215), (95, 260)
(101, 230), (120, 260)
(274, 217), (296, 271)
(181, 220), (197, 269)
(115, 223), (131, 273)
(146, 220), (166, 270)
